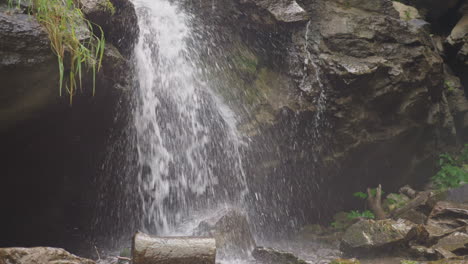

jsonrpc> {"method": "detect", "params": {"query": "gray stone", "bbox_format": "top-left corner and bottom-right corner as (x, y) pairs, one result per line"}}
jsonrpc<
(240, 0), (309, 23)
(193, 208), (256, 258)
(252, 247), (307, 264)
(446, 184), (468, 204)
(434, 232), (468, 253)
(0, 247), (95, 264)
(428, 201), (468, 229)
(341, 219), (414, 254)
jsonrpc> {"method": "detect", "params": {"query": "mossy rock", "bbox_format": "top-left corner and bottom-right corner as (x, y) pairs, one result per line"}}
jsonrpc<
(330, 258), (361, 264)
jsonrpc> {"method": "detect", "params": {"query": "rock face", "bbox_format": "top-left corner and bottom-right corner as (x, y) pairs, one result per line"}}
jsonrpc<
(0, 5), (58, 130)
(301, 0), (454, 191)
(0, 247), (95, 264)
(0, 0), (137, 131)
(184, 0), (468, 233)
(0, 0), (138, 254)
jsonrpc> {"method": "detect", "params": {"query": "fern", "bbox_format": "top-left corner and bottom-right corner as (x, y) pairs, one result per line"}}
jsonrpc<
(432, 145), (468, 189)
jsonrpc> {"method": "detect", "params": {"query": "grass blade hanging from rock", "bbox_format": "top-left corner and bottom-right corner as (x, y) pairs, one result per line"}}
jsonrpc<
(8, 0), (105, 104)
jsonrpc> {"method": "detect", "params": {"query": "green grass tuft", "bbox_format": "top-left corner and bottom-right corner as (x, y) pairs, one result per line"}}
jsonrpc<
(8, 0), (105, 104)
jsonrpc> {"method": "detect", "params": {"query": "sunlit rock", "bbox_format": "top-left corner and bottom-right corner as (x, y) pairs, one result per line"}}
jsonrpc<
(0, 247), (95, 264)
(392, 1), (421, 21)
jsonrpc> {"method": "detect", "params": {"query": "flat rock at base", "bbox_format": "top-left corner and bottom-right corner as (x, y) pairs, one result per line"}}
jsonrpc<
(252, 247), (307, 264)
(0, 247), (95, 264)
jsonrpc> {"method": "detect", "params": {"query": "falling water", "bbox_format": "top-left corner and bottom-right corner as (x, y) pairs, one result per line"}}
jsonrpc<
(132, 0), (248, 235)
(301, 21), (328, 161)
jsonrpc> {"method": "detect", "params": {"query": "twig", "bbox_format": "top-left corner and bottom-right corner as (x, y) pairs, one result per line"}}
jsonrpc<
(117, 256), (132, 261)
(94, 245), (101, 261)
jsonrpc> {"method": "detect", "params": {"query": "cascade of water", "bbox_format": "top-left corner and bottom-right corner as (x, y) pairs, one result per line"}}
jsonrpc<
(301, 21), (328, 161)
(132, 0), (248, 235)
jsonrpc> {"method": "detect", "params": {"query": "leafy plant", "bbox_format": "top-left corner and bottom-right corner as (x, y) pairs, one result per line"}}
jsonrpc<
(353, 188), (384, 200)
(432, 145), (468, 189)
(404, 10), (412, 20)
(8, 0), (105, 104)
(445, 80), (456, 92)
(353, 191), (367, 199)
(347, 210), (375, 220)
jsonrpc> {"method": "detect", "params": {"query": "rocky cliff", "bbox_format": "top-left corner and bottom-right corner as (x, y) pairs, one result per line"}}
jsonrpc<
(182, 0), (468, 232)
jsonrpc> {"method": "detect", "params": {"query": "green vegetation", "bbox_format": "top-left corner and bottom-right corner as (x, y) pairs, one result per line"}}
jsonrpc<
(404, 10), (412, 20)
(347, 210), (375, 220)
(432, 145), (468, 189)
(101, 0), (115, 15)
(401, 260), (419, 264)
(353, 188), (384, 200)
(8, 0), (105, 104)
(445, 80), (456, 92)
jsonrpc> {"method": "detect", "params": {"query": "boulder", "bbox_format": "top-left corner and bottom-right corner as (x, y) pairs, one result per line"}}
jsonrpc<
(446, 184), (468, 204)
(193, 209), (256, 258)
(341, 219), (414, 255)
(428, 201), (468, 229)
(240, 0), (309, 23)
(104, 0), (138, 57)
(251, 247), (307, 264)
(0, 247), (95, 264)
(434, 232), (468, 253)
(392, 1), (421, 21)
(77, 0), (115, 25)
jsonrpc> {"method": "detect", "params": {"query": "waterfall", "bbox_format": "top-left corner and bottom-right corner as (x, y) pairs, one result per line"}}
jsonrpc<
(132, 0), (248, 235)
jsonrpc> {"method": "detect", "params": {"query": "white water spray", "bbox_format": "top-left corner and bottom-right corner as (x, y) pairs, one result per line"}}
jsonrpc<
(132, 0), (248, 235)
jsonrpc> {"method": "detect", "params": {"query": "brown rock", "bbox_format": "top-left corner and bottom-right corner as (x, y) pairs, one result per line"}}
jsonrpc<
(0, 247), (95, 264)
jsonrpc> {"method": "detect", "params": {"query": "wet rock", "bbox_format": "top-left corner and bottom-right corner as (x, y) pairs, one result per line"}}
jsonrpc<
(0, 5), (58, 130)
(0, 247), (95, 264)
(103, 0), (138, 57)
(427, 259), (468, 264)
(77, 0), (115, 25)
(444, 67), (468, 142)
(341, 219), (414, 255)
(193, 209), (256, 258)
(400, 210), (428, 225)
(434, 232), (468, 253)
(447, 14), (468, 52)
(446, 185), (468, 204)
(240, 0), (309, 23)
(407, 244), (440, 259)
(252, 247), (307, 264)
(100, 43), (130, 89)
(428, 201), (468, 229)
